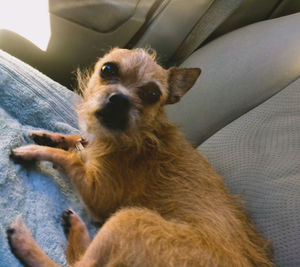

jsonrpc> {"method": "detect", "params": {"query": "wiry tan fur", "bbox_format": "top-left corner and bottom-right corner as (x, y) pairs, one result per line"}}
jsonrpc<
(8, 48), (273, 267)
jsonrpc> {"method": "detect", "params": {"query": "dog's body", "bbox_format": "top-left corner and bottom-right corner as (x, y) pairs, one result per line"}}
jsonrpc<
(8, 48), (272, 266)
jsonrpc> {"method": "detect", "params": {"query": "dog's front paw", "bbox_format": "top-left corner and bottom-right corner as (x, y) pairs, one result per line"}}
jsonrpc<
(29, 131), (60, 147)
(29, 131), (86, 151)
(10, 145), (42, 164)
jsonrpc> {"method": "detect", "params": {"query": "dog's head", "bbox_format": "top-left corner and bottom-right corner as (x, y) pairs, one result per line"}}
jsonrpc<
(78, 48), (200, 141)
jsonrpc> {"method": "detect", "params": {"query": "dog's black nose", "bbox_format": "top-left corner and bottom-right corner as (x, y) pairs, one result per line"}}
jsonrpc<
(108, 93), (130, 110)
(96, 93), (131, 131)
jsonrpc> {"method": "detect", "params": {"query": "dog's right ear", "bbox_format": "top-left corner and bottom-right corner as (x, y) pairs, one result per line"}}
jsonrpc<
(166, 67), (201, 104)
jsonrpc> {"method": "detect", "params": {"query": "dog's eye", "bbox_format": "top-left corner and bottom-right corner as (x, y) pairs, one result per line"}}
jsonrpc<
(100, 62), (119, 80)
(138, 82), (162, 105)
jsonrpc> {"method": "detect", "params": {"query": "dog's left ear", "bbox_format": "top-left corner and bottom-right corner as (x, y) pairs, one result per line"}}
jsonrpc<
(166, 67), (201, 104)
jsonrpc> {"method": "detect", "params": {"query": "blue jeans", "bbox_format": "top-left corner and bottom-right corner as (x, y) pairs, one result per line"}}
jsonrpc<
(0, 50), (91, 267)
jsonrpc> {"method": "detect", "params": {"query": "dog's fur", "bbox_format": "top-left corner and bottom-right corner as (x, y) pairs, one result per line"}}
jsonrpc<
(8, 48), (273, 266)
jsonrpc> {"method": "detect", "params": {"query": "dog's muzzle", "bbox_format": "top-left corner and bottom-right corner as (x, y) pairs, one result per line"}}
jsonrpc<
(96, 93), (131, 131)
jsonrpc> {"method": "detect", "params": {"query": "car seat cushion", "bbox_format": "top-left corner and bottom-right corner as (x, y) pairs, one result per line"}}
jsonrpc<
(199, 76), (300, 266)
(167, 13), (300, 146)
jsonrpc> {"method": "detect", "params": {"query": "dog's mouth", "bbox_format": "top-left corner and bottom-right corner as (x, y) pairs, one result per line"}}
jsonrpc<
(95, 93), (131, 131)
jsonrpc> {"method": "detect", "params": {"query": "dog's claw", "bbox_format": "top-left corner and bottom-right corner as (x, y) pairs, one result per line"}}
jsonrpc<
(6, 227), (15, 236)
(29, 132), (59, 147)
(61, 209), (74, 237)
(10, 149), (35, 165)
(6, 227), (15, 250)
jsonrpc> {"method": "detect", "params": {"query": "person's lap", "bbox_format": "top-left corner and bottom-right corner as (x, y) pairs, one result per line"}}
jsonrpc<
(0, 50), (94, 266)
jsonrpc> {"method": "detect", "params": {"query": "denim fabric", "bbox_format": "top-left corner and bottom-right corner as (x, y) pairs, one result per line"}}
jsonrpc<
(0, 50), (95, 267)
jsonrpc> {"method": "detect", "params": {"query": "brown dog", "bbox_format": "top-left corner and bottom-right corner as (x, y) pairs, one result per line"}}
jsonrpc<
(8, 48), (272, 267)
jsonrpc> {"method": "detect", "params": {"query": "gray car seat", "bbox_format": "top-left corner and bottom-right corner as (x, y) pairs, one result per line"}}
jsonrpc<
(167, 13), (300, 266)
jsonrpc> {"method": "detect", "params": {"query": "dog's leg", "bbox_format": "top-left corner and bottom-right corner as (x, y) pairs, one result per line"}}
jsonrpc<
(62, 209), (92, 265)
(10, 145), (88, 199)
(29, 131), (87, 151)
(7, 216), (60, 267)
(11, 145), (89, 198)
(10, 145), (111, 219)
(10, 144), (79, 167)
(72, 208), (202, 267)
